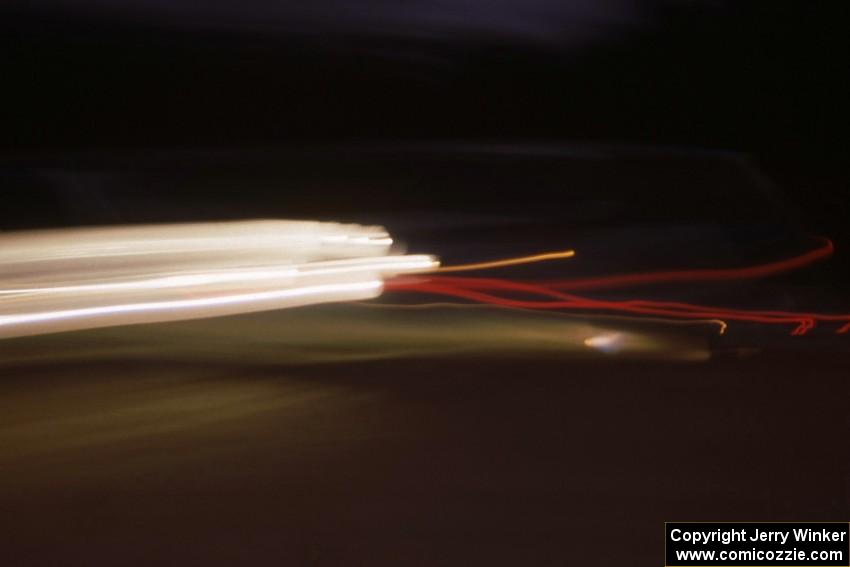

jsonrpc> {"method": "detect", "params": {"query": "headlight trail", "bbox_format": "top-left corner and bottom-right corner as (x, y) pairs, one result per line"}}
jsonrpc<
(0, 279), (383, 328)
(0, 220), (395, 265)
(0, 220), (437, 339)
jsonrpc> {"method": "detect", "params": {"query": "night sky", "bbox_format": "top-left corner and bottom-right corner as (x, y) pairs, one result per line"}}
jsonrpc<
(4, 1), (848, 261)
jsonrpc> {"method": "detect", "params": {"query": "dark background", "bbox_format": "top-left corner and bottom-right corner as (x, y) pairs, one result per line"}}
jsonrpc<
(3, 1), (848, 242)
(3, 1), (847, 220)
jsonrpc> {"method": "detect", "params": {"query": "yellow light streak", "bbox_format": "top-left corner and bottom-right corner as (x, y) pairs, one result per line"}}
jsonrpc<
(431, 249), (575, 273)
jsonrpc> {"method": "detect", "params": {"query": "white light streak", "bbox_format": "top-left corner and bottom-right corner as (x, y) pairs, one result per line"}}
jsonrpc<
(0, 220), (438, 338)
(0, 280), (382, 327)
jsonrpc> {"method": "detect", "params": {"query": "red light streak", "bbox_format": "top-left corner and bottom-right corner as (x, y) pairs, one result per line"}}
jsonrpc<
(385, 239), (850, 335)
(541, 237), (834, 291)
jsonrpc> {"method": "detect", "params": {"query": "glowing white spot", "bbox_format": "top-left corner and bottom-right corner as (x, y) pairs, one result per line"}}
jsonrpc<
(584, 332), (624, 354)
